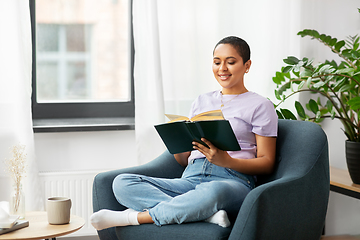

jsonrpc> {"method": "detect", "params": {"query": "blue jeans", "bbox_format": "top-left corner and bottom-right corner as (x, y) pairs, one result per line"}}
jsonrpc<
(112, 158), (254, 226)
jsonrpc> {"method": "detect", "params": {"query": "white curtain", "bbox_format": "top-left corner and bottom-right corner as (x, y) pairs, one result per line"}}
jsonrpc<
(133, 0), (302, 164)
(0, 0), (43, 211)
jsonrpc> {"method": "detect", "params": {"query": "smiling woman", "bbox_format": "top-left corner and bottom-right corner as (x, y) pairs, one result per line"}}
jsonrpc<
(90, 36), (278, 232)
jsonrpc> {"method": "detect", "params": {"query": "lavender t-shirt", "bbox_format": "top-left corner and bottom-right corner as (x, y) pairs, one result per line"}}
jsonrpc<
(188, 91), (278, 163)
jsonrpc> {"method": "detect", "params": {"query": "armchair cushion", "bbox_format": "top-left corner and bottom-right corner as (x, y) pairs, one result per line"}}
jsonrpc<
(117, 222), (231, 240)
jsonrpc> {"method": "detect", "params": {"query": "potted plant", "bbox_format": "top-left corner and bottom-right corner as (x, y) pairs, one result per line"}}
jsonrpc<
(272, 11), (360, 184)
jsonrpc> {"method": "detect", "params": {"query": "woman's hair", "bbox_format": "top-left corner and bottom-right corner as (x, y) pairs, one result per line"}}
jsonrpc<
(213, 36), (251, 63)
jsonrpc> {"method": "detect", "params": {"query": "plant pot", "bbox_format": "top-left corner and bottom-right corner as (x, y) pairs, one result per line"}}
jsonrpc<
(346, 140), (360, 184)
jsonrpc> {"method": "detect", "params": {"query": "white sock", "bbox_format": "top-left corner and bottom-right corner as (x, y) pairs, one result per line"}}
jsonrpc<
(205, 210), (230, 228)
(90, 209), (140, 230)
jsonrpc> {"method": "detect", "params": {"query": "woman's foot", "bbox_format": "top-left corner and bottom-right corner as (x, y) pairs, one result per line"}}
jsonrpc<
(90, 209), (140, 230)
(205, 210), (230, 228)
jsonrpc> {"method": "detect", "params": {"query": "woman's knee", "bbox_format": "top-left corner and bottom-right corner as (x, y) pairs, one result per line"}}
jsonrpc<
(112, 173), (141, 203)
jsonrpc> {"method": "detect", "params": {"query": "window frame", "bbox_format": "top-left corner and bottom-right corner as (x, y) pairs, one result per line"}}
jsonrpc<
(29, 0), (135, 120)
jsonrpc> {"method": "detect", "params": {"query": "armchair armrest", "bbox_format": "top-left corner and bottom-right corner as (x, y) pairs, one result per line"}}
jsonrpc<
(92, 151), (185, 240)
(93, 151), (184, 211)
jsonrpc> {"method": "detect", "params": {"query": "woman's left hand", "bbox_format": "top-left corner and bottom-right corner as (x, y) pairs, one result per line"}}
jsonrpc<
(192, 138), (231, 168)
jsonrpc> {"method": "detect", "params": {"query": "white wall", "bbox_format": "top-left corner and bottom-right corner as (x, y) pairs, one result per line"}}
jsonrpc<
(34, 130), (137, 173)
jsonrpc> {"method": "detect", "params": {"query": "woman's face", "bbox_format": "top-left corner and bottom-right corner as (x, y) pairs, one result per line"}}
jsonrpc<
(212, 43), (251, 94)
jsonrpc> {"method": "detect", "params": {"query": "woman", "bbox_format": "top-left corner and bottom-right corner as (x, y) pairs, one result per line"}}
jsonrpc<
(90, 36), (277, 229)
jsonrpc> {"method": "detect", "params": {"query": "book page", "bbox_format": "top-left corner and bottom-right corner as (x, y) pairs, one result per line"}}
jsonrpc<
(190, 110), (224, 122)
(165, 114), (189, 123)
(165, 110), (224, 123)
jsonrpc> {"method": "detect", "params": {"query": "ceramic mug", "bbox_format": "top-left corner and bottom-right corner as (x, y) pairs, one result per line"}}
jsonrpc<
(47, 197), (72, 225)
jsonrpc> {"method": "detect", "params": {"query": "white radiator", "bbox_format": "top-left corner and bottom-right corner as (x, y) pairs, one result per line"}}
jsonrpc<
(39, 171), (99, 237)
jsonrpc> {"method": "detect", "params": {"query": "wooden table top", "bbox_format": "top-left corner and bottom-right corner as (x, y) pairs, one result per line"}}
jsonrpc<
(0, 211), (85, 240)
(330, 167), (360, 199)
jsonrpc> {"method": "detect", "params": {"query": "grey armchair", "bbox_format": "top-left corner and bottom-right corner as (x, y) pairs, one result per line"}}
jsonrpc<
(92, 119), (330, 240)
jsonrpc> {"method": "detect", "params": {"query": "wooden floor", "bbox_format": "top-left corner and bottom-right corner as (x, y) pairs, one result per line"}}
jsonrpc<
(321, 236), (360, 240)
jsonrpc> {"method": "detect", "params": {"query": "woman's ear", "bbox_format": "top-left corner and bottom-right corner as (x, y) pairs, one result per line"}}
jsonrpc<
(245, 60), (252, 73)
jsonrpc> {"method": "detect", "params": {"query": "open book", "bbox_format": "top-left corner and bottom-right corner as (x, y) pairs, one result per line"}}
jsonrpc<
(155, 110), (241, 154)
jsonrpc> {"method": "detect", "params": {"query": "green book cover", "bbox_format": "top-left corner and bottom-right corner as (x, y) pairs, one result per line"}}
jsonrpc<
(155, 119), (241, 154)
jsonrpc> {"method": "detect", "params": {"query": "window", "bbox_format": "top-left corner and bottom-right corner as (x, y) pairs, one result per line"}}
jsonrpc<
(36, 24), (93, 102)
(30, 0), (134, 127)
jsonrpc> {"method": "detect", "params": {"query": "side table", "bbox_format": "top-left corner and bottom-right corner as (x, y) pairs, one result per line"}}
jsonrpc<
(0, 211), (85, 240)
(330, 167), (360, 199)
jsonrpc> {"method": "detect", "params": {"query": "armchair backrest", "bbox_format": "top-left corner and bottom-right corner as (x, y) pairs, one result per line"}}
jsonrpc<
(231, 119), (330, 240)
(257, 119), (329, 186)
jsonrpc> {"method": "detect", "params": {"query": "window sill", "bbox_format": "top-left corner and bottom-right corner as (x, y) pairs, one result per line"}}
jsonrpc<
(33, 117), (135, 133)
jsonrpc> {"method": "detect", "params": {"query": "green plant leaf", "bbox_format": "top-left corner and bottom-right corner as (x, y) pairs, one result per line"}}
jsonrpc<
(295, 101), (306, 119)
(318, 64), (333, 73)
(284, 71), (291, 79)
(276, 110), (284, 119)
(305, 58), (314, 67)
(335, 40), (345, 51)
(298, 81), (305, 90)
(297, 29), (320, 38)
(306, 77), (313, 88)
(313, 81), (325, 89)
(308, 99), (319, 114)
(280, 108), (297, 120)
(329, 38), (337, 46)
(323, 84), (329, 93)
(326, 100), (333, 112)
(339, 84), (353, 92)
(283, 56), (300, 65)
(354, 34), (360, 43)
(333, 77), (346, 91)
(335, 68), (355, 74)
(331, 109), (336, 120)
(327, 60), (338, 68)
(320, 108), (328, 115)
(342, 49), (353, 58)
(278, 81), (291, 95)
(351, 50), (360, 59)
(354, 42), (359, 51)
(315, 111), (322, 122)
(347, 97), (360, 110)
(274, 90), (281, 100)
(272, 76), (280, 85)
(282, 66), (293, 73)
(317, 97), (322, 106)
(293, 69), (300, 77)
(299, 69), (312, 78)
(324, 35), (332, 45)
(319, 34), (326, 42)
(272, 71), (285, 85)
(290, 81), (294, 92)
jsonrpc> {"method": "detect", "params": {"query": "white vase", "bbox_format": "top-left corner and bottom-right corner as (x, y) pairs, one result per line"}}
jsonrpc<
(10, 184), (25, 219)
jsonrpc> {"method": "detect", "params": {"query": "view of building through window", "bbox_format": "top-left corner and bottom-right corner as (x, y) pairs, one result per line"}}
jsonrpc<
(36, 0), (130, 103)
